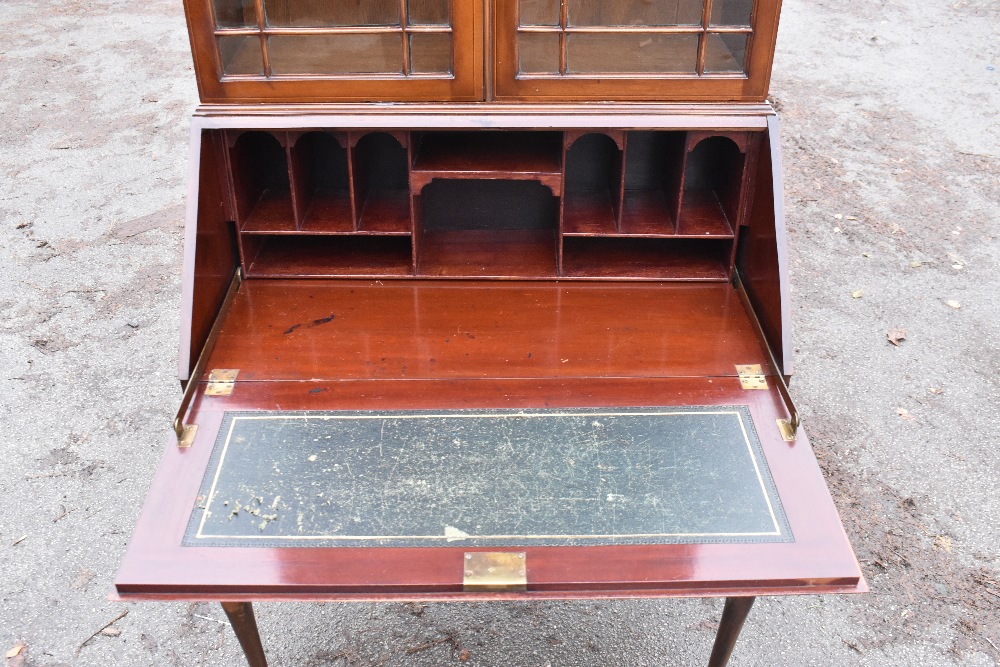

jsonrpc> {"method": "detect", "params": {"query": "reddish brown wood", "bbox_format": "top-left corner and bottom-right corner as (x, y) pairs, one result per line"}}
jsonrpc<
(221, 602), (268, 667)
(245, 236), (414, 278)
(563, 191), (617, 235)
(184, 129), (240, 377)
(115, 377), (864, 600)
(415, 230), (559, 278)
(676, 191), (735, 237)
(411, 132), (564, 195)
(708, 597), (756, 667)
(492, 0), (783, 102)
(202, 280), (766, 381)
(736, 117), (791, 374)
(119, 280), (863, 602)
(356, 189), (411, 234)
(561, 237), (730, 280)
(619, 191), (677, 236)
(183, 0), (484, 103)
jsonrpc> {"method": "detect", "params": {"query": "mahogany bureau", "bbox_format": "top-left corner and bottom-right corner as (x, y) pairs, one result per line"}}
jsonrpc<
(115, 1), (865, 665)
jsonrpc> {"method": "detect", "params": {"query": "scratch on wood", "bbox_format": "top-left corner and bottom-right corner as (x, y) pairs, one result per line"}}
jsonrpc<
(284, 313), (336, 335)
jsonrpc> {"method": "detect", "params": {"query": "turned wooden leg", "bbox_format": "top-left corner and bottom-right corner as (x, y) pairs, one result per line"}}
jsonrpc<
(221, 602), (268, 667)
(707, 596), (756, 667)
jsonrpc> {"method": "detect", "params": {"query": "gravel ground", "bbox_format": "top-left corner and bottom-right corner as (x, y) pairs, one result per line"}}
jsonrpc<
(0, 0), (997, 665)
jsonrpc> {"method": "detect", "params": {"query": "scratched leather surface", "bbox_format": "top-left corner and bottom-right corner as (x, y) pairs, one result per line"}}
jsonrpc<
(184, 407), (792, 547)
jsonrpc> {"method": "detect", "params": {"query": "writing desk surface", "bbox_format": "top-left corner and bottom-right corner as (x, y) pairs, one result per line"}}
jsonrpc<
(115, 280), (864, 600)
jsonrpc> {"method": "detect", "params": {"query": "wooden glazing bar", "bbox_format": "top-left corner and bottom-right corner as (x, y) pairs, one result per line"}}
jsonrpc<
(214, 26), (453, 36)
(697, 0), (717, 76)
(220, 73), (454, 83)
(515, 72), (747, 81)
(515, 25), (751, 35)
(559, 0), (568, 76)
(251, 0), (271, 77)
(399, 0), (411, 75)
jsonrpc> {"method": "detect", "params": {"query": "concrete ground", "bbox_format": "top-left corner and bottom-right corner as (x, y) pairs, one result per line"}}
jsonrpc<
(1, 0), (997, 665)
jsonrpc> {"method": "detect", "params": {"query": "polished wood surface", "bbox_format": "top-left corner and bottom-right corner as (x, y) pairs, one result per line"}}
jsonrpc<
(210, 127), (758, 281)
(182, 0), (783, 104)
(737, 116), (791, 374)
(117, 279), (863, 601)
(411, 131), (564, 190)
(182, 130), (240, 378)
(201, 280), (767, 381)
(221, 602), (268, 667)
(708, 597), (756, 667)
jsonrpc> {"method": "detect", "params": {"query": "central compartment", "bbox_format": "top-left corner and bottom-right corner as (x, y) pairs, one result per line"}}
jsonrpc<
(416, 179), (560, 277)
(412, 131), (563, 278)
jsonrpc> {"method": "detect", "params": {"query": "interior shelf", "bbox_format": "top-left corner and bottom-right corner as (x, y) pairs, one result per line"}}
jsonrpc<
(298, 190), (354, 233)
(619, 190), (676, 236)
(224, 128), (755, 282)
(357, 189), (411, 235)
(418, 230), (559, 279)
(562, 191), (617, 236)
(245, 235), (413, 278)
(677, 191), (734, 237)
(412, 132), (563, 189)
(561, 238), (731, 281)
(240, 190), (297, 233)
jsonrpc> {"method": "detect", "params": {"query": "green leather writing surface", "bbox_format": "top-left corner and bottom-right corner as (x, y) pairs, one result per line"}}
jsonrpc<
(184, 407), (791, 547)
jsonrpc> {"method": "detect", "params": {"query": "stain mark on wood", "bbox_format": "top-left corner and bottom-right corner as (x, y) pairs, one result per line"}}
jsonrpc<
(284, 313), (336, 335)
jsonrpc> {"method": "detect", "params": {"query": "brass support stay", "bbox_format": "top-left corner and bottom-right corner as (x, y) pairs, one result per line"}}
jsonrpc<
(174, 268), (243, 447)
(733, 271), (800, 441)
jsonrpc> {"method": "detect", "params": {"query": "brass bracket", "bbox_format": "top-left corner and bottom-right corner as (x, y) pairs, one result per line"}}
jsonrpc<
(463, 552), (527, 592)
(776, 419), (796, 442)
(736, 364), (768, 390)
(173, 268), (242, 447)
(206, 369), (239, 396)
(178, 424), (199, 449)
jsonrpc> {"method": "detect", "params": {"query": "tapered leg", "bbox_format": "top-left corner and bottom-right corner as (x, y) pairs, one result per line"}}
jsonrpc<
(707, 596), (756, 667)
(221, 602), (268, 667)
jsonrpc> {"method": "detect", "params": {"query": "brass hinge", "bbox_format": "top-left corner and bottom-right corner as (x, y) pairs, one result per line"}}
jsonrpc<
(463, 552), (527, 592)
(736, 364), (768, 390)
(206, 369), (239, 396)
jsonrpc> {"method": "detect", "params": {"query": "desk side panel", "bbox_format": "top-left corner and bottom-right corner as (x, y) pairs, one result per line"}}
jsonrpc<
(736, 115), (792, 375)
(180, 128), (240, 380)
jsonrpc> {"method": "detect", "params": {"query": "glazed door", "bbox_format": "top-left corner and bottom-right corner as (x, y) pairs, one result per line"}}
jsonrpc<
(493, 0), (782, 102)
(186, 0), (483, 102)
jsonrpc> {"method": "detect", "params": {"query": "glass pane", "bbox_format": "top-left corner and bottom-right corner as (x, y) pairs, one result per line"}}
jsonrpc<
(710, 0), (753, 26)
(519, 31), (561, 74)
(269, 34), (404, 75)
(409, 32), (452, 73)
(408, 0), (450, 26)
(567, 33), (698, 73)
(214, 0), (256, 28)
(704, 32), (748, 72)
(520, 0), (560, 26)
(568, 0), (703, 27)
(218, 35), (263, 75)
(265, 0), (400, 27)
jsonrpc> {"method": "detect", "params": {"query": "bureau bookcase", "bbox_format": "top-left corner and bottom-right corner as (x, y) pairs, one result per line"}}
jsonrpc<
(116, 2), (865, 666)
